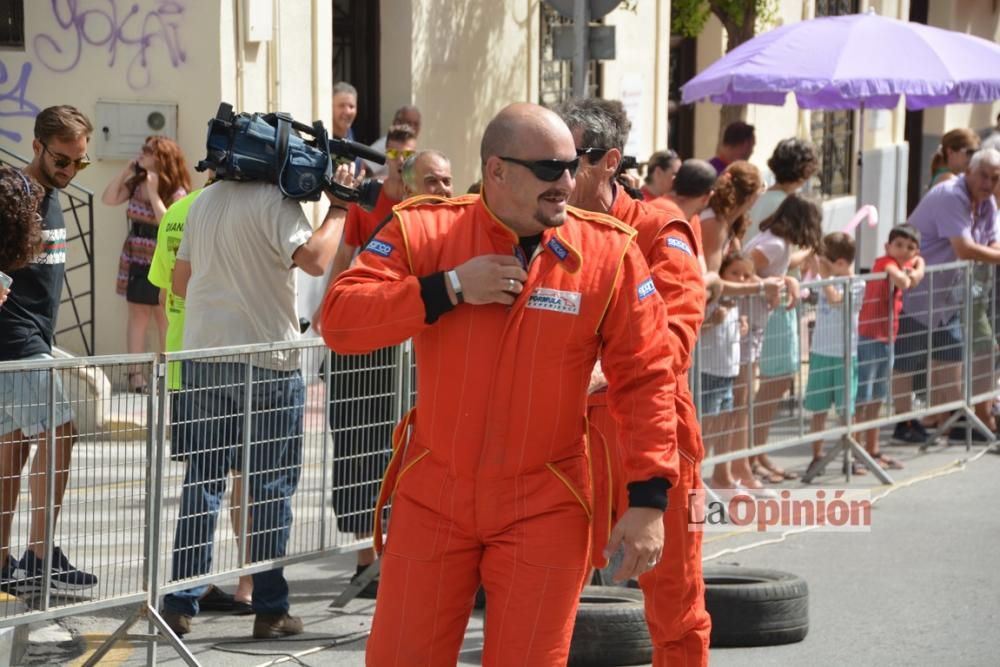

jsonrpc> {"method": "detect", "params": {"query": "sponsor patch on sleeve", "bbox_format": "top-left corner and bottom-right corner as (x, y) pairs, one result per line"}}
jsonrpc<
(637, 277), (656, 301)
(365, 239), (394, 258)
(666, 236), (693, 256)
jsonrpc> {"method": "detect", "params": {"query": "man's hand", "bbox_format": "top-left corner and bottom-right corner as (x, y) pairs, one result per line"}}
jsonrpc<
(454, 255), (528, 306)
(324, 163), (356, 210)
(588, 361), (608, 394)
(0, 286), (8, 308)
(604, 507), (664, 583)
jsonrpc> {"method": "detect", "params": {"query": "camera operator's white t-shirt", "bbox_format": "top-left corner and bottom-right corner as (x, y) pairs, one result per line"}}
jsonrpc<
(178, 181), (312, 370)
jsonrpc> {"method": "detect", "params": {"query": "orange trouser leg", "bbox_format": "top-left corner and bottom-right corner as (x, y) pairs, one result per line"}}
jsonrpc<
(478, 480), (591, 667)
(367, 472), (481, 667)
(639, 455), (711, 667)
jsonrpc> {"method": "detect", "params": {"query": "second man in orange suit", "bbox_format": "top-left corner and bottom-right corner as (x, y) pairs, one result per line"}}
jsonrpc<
(559, 97), (714, 667)
(321, 103), (679, 666)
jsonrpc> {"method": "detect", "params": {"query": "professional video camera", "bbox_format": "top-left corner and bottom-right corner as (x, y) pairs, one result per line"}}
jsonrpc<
(196, 102), (386, 208)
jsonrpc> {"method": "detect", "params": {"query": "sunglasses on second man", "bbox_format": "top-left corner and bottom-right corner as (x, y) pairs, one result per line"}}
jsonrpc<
(385, 148), (416, 161)
(499, 156), (580, 182)
(42, 143), (91, 171)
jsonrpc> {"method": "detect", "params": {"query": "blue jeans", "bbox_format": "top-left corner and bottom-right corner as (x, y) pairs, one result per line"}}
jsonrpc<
(164, 362), (305, 617)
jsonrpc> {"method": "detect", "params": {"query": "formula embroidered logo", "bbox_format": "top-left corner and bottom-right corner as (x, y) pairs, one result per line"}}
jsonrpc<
(365, 239), (394, 257)
(666, 236), (693, 256)
(547, 237), (569, 261)
(526, 288), (582, 315)
(637, 277), (656, 301)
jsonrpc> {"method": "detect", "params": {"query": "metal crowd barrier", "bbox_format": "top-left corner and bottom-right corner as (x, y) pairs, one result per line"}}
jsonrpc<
(0, 340), (413, 665)
(697, 260), (998, 485)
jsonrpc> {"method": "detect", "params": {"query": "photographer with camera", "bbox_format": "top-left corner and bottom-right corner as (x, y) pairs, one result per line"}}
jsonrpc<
(161, 150), (354, 639)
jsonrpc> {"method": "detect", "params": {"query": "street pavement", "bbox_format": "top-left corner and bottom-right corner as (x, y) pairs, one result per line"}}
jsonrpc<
(12, 432), (1000, 666)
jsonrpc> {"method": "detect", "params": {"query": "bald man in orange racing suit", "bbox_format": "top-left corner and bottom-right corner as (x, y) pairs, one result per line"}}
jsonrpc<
(321, 103), (679, 666)
(560, 98), (713, 666)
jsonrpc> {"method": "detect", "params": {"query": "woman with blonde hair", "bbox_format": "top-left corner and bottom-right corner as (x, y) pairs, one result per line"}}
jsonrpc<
(927, 128), (979, 190)
(103, 136), (191, 392)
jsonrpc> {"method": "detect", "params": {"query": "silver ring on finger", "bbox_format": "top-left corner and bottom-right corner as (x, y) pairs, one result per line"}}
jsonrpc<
(508, 279), (517, 292)
(647, 557), (659, 568)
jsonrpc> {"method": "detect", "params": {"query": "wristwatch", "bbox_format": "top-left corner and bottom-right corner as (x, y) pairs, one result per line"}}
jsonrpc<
(446, 269), (464, 304)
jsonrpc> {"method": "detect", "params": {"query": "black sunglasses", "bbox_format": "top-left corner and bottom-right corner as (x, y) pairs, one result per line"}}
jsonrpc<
(42, 143), (90, 171)
(576, 147), (610, 163)
(500, 156), (579, 182)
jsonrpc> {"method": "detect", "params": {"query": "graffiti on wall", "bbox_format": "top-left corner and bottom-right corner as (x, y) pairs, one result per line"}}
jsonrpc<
(0, 62), (40, 142)
(34, 0), (187, 90)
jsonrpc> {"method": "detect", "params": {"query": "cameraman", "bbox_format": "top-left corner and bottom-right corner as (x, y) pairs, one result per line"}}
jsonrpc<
(164, 162), (353, 639)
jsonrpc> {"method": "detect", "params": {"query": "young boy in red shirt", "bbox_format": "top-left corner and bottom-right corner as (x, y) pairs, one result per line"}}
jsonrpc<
(856, 224), (923, 468)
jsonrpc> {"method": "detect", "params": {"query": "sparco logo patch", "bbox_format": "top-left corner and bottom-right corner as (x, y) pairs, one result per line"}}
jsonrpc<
(526, 288), (582, 315)
(667, 236), (693, 255)
(638, 278), (656, 301)
(365, 239), (394, 257)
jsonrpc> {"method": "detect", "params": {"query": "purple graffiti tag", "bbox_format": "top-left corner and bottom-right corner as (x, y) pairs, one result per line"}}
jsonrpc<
(33, 0), (187, 90)
(0, 61), (41, 143)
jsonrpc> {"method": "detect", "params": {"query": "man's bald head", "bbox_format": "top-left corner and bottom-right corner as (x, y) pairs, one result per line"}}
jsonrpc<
(480, 103), (574, 168)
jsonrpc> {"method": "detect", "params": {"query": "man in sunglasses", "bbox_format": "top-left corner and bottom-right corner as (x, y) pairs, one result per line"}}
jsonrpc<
(320, 102), (678, 666)
(559, 97), (712, 666)
(0, 105), (98, 594)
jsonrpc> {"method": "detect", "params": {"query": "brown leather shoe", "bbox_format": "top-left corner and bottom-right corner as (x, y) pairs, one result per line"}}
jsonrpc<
(161, 610), (192, 637)
(253, 612), (304, 639)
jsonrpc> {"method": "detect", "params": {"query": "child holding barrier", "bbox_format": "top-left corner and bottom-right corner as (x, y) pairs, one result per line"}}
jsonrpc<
(702, 252), (755, 495)
(805, 233), (867, 477)
(855, 225), (923, 469)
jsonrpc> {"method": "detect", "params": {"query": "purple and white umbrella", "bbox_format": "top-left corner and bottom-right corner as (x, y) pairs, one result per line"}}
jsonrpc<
(681, 9), (1000, 110)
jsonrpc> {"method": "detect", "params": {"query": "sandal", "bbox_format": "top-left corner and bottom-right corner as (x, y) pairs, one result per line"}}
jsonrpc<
(842, 459), (867, 476)
(872, 452), (903, 470)
(752, 463), (785, 484)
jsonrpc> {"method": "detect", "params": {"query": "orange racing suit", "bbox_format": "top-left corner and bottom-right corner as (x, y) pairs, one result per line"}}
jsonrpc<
(321, 194), (679, 666)
(588, 191), (712, 666)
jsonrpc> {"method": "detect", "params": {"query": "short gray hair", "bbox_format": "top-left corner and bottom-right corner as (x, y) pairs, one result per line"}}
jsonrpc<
(556, 98), (631, 152)
(970, 147), (1000, 171)
(333, 81), (357, 98)
(402, 150), (450, 191)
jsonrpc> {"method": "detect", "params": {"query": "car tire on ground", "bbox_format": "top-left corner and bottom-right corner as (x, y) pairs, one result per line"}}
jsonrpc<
(568, 585), (650, 667)
(703, 566), (809, 647)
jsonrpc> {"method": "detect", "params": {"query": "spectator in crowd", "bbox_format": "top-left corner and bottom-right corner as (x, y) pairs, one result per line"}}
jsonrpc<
(708, 121), (755, 175)
(894, 148), (1000, 443)
(328, 124), (417, 279)
(321, 102), (675, 666)
(162, 157), (352, 638)
(331, 81), (364, 176)
(927, 128), (980, 190)
(102, 136), (191, 393)
(641, 149), (681, 202)
(745, 194), (824, 482)
(702, 251), (754, 496)
(701, 162), (763, 270)
(856, 224), (923, 470)
(319, 124), (416, 597)
(402, 149), (453, 198)
(558, 96), (710, 665)
(365, 105), (422, 178)
(804, 233), (866, 477)
(146, 179), (255, 614)
(0, 167), (43, 278)
(746, 137), (819, 243)
(0, 106), (98, 593)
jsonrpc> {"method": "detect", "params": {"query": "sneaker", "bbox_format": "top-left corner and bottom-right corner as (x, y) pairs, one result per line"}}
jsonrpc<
(161, 609), (192, 637)
(891, 420), (927, 445)
(253, 612), (304, 639)
(948, 427), (991, 443)
(17, 546), (98, 591)
(0, 555), (23, 594)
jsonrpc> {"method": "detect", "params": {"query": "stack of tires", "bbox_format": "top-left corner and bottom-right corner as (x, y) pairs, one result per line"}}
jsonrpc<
(565, 567), (809, 666)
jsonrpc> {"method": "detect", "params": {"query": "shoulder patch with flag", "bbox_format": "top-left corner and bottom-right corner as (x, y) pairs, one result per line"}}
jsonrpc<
(638, 277), (656, 301)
